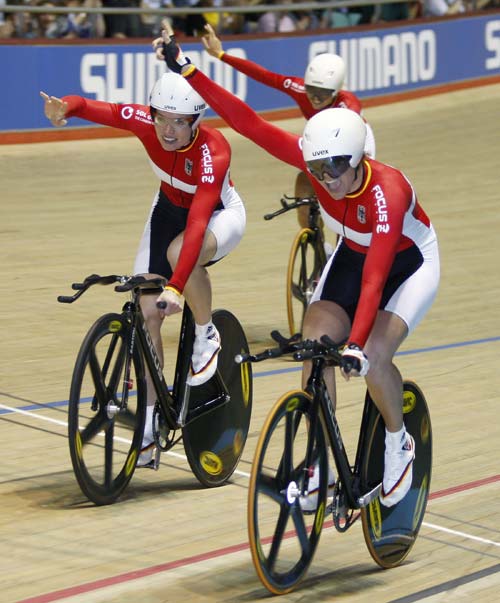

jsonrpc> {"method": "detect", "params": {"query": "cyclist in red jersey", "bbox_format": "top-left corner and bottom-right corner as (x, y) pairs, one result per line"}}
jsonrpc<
(196, 23), (376, 230)
(160, 32), (440, 508)
(40, 71), (246, 466)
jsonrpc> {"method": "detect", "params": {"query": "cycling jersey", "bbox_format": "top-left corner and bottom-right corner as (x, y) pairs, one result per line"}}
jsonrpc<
(63, 96), (244, 294)
(220, 52), (362, 118)
(183, 69), (438, 348)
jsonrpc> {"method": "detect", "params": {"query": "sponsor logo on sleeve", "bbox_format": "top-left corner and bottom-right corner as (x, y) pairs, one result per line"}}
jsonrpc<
(135, 108), (153, 124)
(121, 106), (134, 119)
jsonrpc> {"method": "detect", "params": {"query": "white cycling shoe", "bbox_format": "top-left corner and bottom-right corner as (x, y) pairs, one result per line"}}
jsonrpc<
(187, 323), (221, 387)
(380, 431), (415, 507)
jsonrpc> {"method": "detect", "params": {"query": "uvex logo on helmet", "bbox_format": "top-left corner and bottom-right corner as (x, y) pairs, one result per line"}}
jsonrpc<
(312, 149), (329, 157)
(194, 103), (205, 111)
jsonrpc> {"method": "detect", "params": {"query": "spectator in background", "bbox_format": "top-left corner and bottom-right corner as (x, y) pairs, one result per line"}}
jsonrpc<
(33, 1), (69, 37)
(33, 0), (105, 38)
(423, 0), (466, 15)
(374, 1), (421, 21)
(167, 0), (196, 35)
(2, 1), (36, 38)
(183, 0), (211, 36)
(0, 0), (15, 37)
(218, 0), (247, 34)
(290, 0), (320, 30)
(257, 0), (298, 32)
(65, 0), (105, 37)
(182, 0), (246, 37)
(376, 3), (411, 22)
(0, 16), (15, 38)
(140, 0), (172, 36)
(101, 0), (141, 37)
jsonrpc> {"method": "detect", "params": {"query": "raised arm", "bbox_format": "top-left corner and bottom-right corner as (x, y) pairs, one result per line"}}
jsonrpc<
(40, 92), (68, 127)
(201, 24), (290, 91)
(159, 30), (304, 172)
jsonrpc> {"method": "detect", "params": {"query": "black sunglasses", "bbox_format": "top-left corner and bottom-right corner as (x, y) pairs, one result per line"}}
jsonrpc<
(305, 85), (335, 102)
(306, 155), (352, 181)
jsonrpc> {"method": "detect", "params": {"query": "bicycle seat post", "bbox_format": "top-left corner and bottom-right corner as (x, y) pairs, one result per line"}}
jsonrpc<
(177, 383), (191, 427)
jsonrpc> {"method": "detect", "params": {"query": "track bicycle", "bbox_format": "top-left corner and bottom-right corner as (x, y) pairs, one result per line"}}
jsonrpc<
(264, 195), (328, 337)
(237, 333), (432, 595)
(58, 273), (252, 506)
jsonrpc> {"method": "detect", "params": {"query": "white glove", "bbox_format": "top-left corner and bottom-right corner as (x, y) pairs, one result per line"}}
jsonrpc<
(156, 287), (182, 317)
(341, 344), (369, 378)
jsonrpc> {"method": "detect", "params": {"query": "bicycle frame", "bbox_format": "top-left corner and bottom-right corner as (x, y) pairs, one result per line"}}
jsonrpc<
(59, 274), (230, 431)
(125, 290), (230, 430)
(125, 297), (179, 430)
(304, 356), (381, 512)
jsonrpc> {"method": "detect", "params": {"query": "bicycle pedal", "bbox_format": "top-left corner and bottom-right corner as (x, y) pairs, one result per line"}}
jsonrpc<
(136, 448), (161, 471)
(136, 459), (156, 470)
(153, 447), (161, 470)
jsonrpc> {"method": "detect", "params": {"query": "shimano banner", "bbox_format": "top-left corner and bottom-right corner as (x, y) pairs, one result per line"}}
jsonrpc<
(2, 12), (500, 132)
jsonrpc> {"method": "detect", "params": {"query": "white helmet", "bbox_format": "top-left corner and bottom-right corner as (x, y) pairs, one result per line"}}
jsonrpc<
(301, 108), (367, 168)
(304, 53), (346, 94)
(149, 71), (207, 130)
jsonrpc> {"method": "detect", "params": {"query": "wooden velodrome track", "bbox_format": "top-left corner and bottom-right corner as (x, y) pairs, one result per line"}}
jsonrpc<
(1, 83), (500, 603)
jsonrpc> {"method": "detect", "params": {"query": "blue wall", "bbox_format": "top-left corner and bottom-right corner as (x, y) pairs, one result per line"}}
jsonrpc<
(2, 12), (500, 132)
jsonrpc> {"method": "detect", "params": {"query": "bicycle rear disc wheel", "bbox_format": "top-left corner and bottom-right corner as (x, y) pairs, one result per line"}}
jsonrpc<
(68, 313), (146, 505)
(248, 391), (328, 595)
(286, 228), (325, 337)
(182, 309), (252, 487)
(360, 381), (432, 567)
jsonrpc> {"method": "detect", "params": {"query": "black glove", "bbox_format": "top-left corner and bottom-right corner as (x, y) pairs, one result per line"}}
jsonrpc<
(162, 36), (192, 74)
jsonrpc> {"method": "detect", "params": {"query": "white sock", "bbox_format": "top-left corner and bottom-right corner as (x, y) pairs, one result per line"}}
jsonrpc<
(385, 425), (406, 450)
(195, 321), (214, 337)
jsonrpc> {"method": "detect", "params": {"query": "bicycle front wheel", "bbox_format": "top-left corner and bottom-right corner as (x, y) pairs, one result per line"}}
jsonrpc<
(248, 390), (328, 595)
(286, 228), (325, 337)
(67, 313), (147, 505)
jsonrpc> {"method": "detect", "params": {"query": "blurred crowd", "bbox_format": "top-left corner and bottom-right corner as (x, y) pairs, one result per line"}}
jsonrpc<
(0, 0), (498, 39)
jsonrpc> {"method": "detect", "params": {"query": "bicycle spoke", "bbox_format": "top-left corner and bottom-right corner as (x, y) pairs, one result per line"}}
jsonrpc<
(106, 335), (127, 395)
(281, 410), (295, 480)
(287, 229), (323, 337)
(88, 347), (108, 406)
(291, 282), (307, 304)
(290, 505), (312, 552)
(115, 407), (139, 430)
(79, 409), (109, 445)
(267, 504), (292, 571)
(257, 472), (284, 504)
(104, 422), (115, 489)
